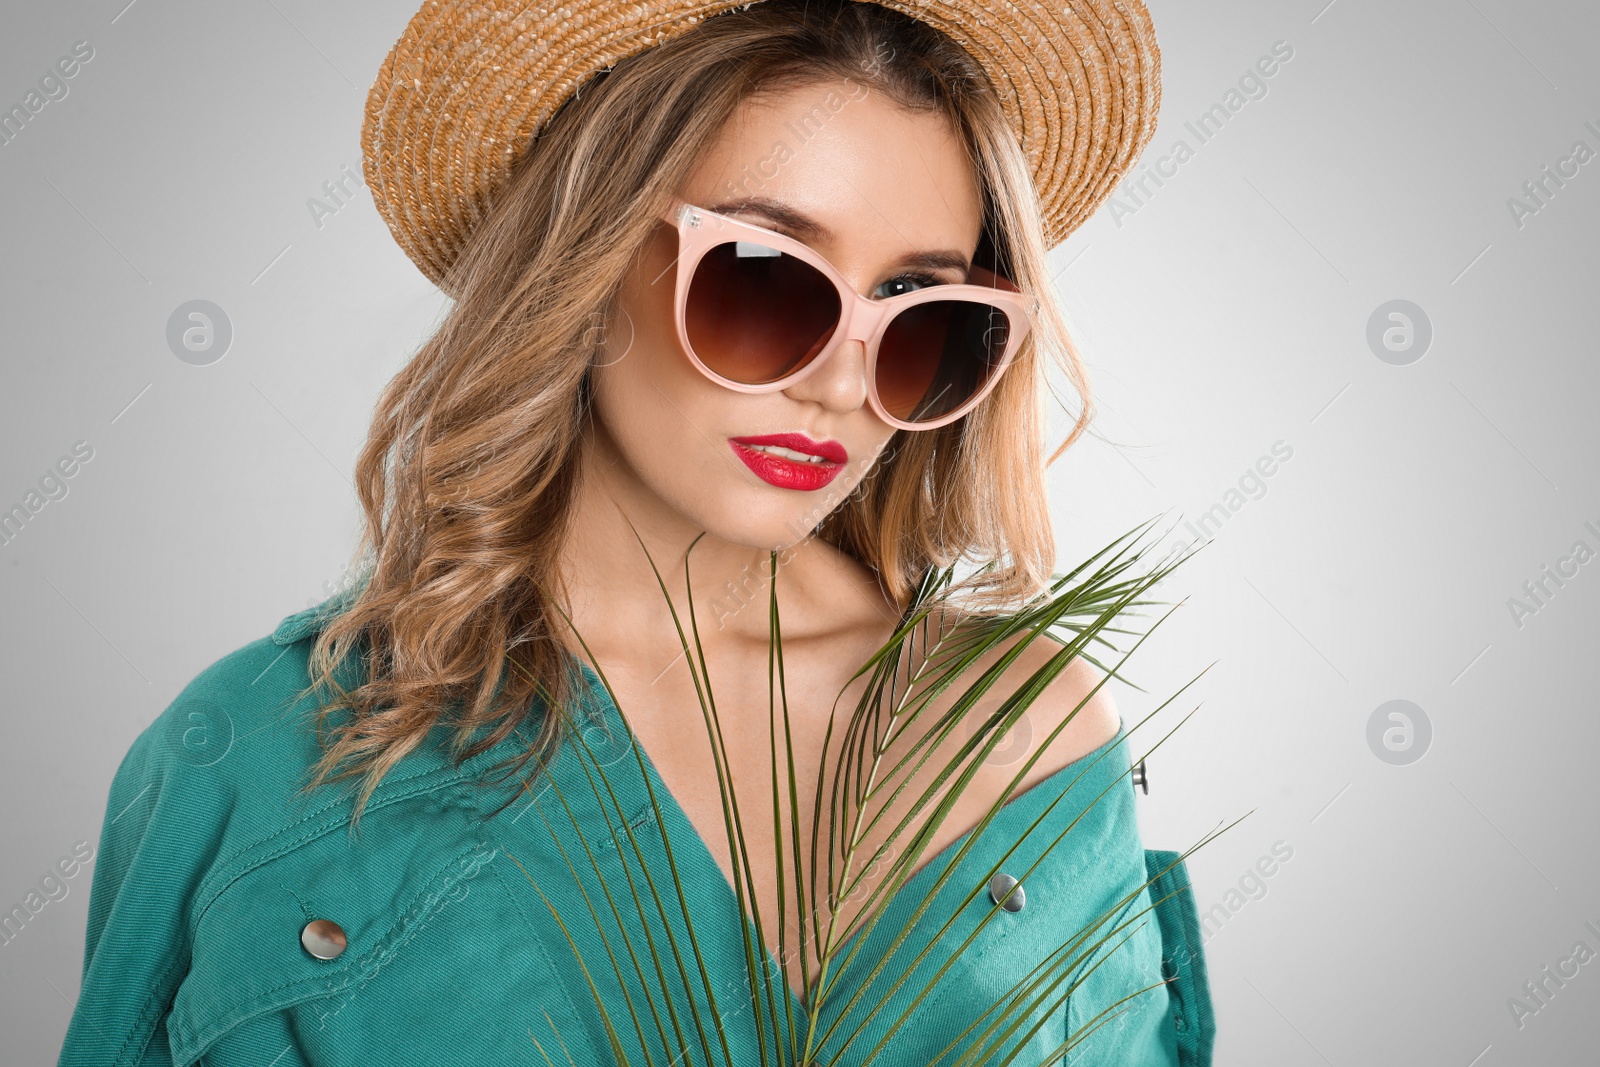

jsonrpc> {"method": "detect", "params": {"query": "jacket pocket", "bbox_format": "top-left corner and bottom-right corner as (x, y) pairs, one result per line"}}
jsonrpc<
(1058, 882), (1172, 1065)
(1143, 849), (1216, 1067)
(163, 793), (516, 1065)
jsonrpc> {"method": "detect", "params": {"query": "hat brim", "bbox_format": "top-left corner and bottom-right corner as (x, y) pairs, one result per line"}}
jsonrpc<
(361, 0), (1160, 289)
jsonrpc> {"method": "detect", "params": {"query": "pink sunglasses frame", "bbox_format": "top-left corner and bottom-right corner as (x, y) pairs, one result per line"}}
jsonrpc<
(656, 198), (1039, 431)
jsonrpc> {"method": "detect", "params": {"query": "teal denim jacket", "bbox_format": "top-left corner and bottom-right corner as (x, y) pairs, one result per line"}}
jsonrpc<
(59, 598), (1215, 1066)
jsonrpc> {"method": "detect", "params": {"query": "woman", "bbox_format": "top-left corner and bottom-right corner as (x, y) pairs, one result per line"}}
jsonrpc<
(60, 0), (1211, 1064)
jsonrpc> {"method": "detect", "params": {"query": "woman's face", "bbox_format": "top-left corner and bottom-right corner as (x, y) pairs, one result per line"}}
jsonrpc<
(587, 76), (984, 554)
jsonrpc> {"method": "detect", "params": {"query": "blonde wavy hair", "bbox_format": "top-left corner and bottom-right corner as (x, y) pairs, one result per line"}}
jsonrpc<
(301, 0), (1099, 825)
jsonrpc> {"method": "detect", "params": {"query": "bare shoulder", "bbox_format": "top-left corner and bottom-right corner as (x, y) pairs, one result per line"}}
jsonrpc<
(1005, 627), (1122, 764)
(924, 604), (1122, 790)
(789, 550), (1122, 782)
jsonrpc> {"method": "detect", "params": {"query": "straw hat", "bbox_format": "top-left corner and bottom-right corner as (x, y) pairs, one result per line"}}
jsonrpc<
(362, 0), (1161, 290)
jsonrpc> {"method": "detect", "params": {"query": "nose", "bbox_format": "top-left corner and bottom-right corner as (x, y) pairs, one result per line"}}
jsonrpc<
(781, 332), (872, 415)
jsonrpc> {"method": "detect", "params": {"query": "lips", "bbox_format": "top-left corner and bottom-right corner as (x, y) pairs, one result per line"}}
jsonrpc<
(728, 432), (847, 491)
(730, 433), (848, 464)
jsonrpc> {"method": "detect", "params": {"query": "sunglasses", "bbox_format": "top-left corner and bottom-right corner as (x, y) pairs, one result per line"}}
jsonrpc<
(656, 199), (1038, 431)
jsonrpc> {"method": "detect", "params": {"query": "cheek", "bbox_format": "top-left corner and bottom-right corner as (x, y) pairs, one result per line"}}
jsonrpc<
(612, 227), (680, 364)
(590, 301), (734, 480)
(594, 283), (703, 423)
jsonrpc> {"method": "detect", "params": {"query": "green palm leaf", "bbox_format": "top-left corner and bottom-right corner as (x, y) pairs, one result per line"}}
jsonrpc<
(504, 512), (1228, 1065)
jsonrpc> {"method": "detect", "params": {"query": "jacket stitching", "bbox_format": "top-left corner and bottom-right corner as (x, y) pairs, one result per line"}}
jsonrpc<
(109, 947), (189, 1067)
(188, 762), (484, 925)
(185, 667), (530, 939)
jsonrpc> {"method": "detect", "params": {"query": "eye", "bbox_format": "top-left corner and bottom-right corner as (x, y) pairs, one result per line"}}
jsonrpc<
(873, 271), (944, 299)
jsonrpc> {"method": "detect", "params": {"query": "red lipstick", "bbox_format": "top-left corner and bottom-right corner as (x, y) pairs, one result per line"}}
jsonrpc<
(728, 432), (847, 491)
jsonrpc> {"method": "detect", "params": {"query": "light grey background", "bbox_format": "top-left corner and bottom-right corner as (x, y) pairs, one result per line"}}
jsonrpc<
(3, 1), (1596, 1064)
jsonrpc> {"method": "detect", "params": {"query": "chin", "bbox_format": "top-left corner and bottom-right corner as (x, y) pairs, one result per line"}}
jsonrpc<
(705, 514), (815, 556)
(645, 461), (860, 556)
(672, 492), (818, 554)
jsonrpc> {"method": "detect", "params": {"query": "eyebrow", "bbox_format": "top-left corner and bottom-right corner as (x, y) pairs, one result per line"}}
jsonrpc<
(702, 196), (973, 277)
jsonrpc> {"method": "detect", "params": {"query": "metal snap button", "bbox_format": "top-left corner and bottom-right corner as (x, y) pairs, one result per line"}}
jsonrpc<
(988, 872), (1026, 912)
(300, 918), (348, 960)
(1132, 759), (1148, 794)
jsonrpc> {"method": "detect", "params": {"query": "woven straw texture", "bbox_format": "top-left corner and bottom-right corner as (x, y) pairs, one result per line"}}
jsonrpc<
(362, 0), (1161, 289)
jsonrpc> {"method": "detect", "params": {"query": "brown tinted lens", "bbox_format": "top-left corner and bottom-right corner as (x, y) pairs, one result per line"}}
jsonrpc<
(876, 299), (1013, 424)
(684, 240), (841, 384)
